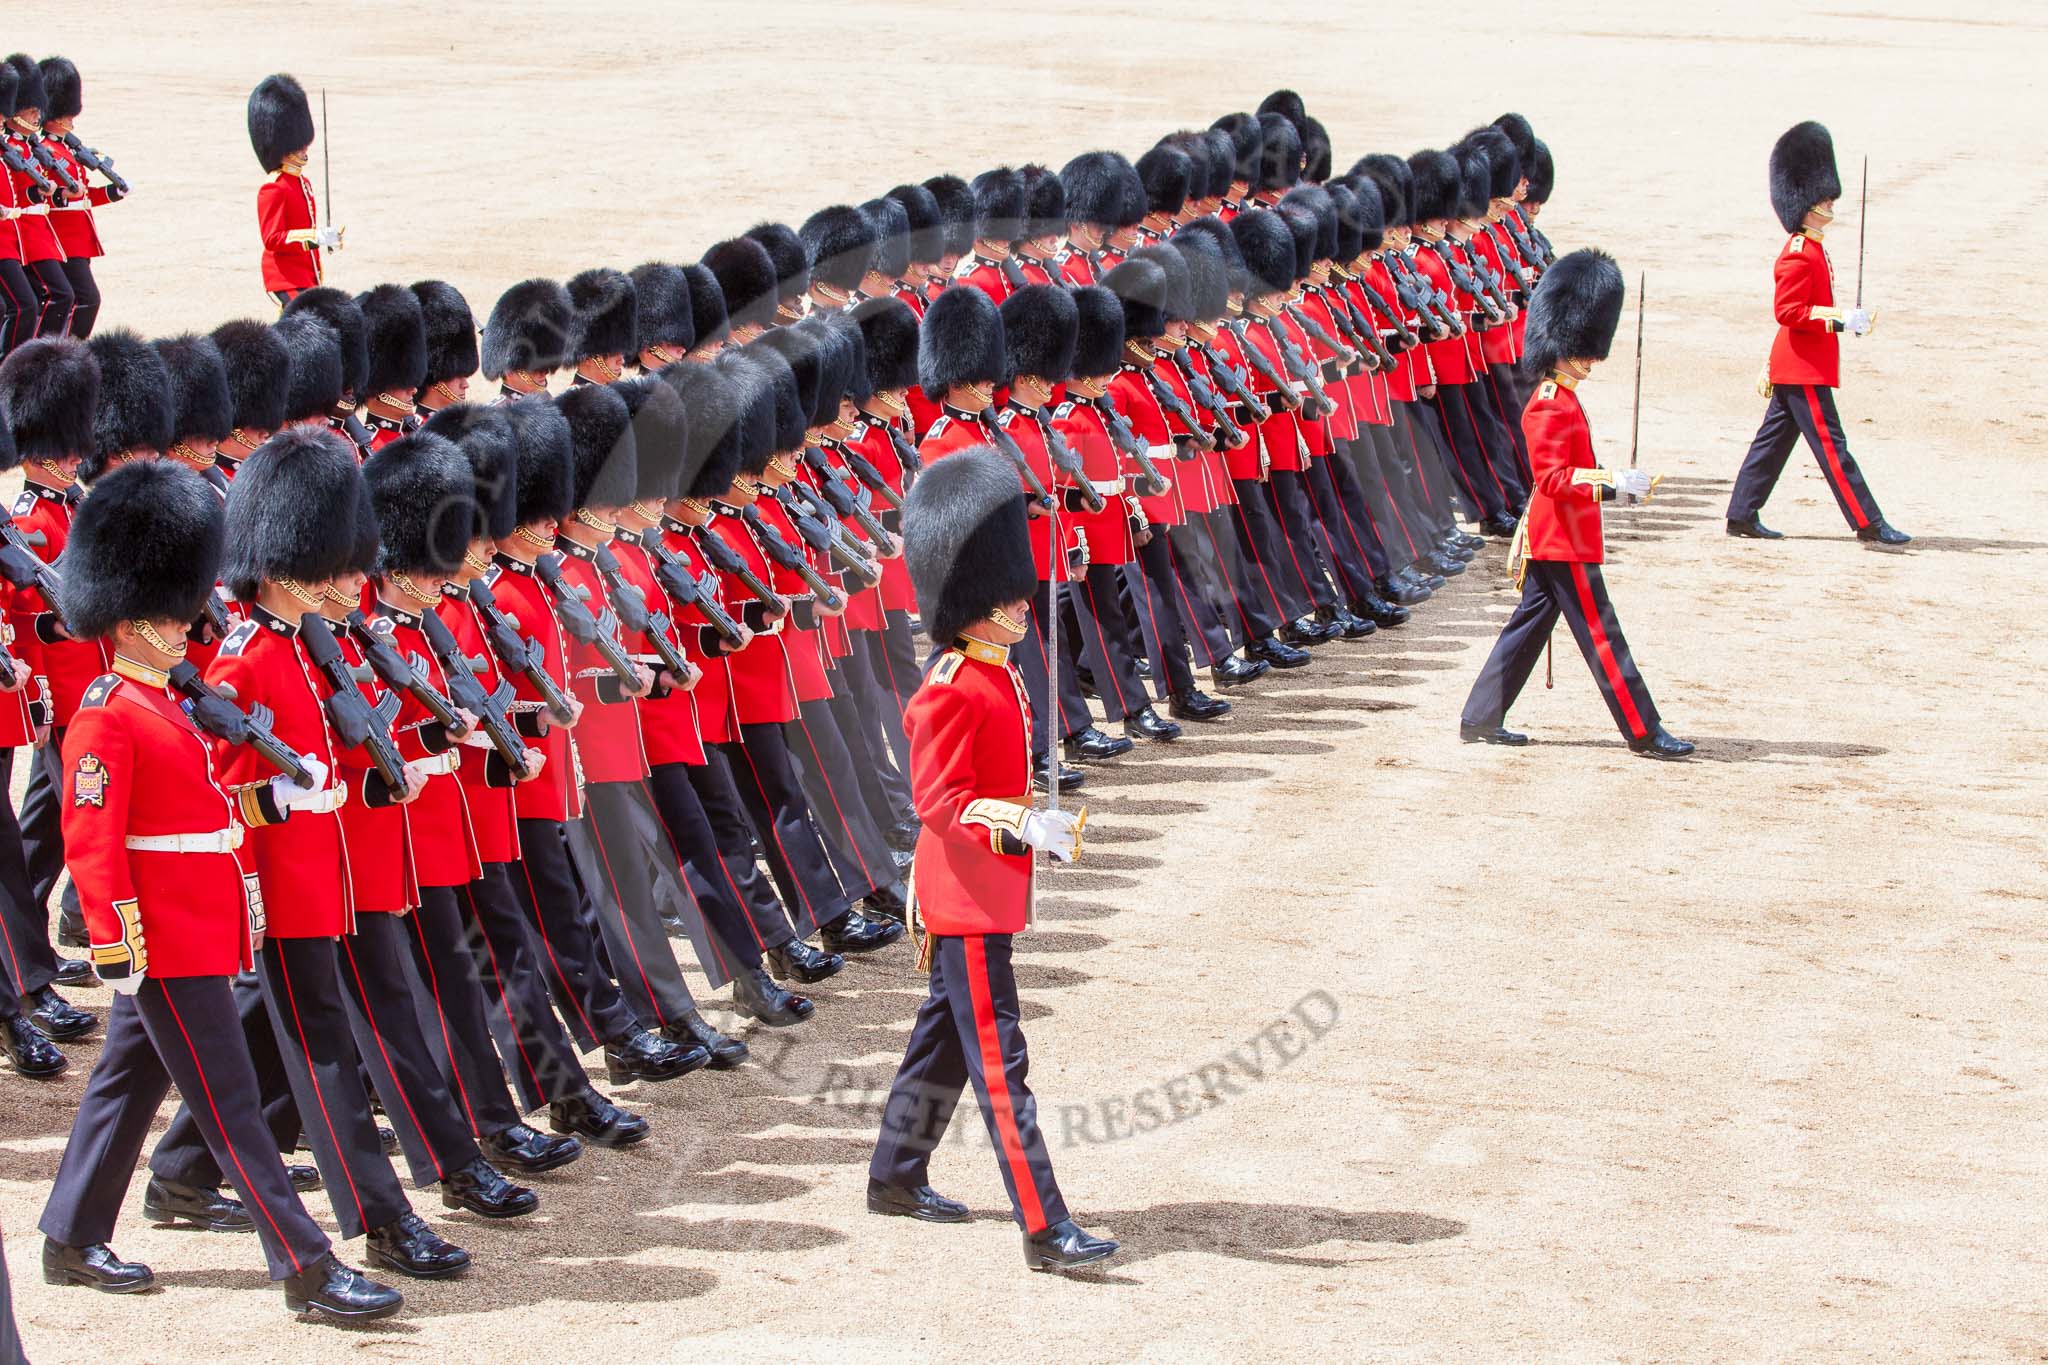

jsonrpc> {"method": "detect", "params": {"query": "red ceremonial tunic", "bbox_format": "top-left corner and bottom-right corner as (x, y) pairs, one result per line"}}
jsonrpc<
(1411, 246), (1473, 386)
(548, 544), (648, 784)
(436, 588), (523, 865)
(990, 403), (1064, 581)
(1238, 320), (1308, 474)
(368, 601), (483, 889)
(656, 523), (733, 749)
(329, 620), (419, 914)
(256, 169), (322, 293)
(1767, 230), (1841, 389)
(10, 484), (111, 725)
(1522, 377), (1611, 565)
(842, 420), (917, 612)
(953, 254), (1015, 304)
(1050, 399), (1134, 567)
(1171, 349), (1232, 513)
(3, 131), (63, 263)
(746, 495), (833, 703)
(41, 136), (111, 259)
(704, 508), (801, 728)
(906, 640), (1035, 937)
(485, 557), (582, 822)
(1106, 367), (1185, 526)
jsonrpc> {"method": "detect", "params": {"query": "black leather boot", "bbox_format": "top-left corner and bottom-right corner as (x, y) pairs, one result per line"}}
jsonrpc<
(821, 910), (905, 955)
(27, 985), (95, 1041)
(481, 1122), (583, 1174)
(1628, 725), (1697, 760)
(866, 1177), (969, 1223)
(1062, 725), (1133, 762)
(282, 1253), (403, 1322)
(1122, 706), (1182, 742)
(1168, 688), (1231, 722)
(765, 939), (844, 984)
(663, 1008), (749, 1068)
(365, 1213), (470, 1280)
(42, 1240), (154, 1293)
(142, 1177), (253, 1232)
(1246, 637), (1311, 669)
(1209, 654), (1269, 687)
(1022, 1219), (1121, 1272)
(548, 1089), (650, 1148)
(603, 1027), (709, 1083)
(732, 967), (814, 1026)
(438, 1156), (539, 1219)
(2, 1013), (67, 1079)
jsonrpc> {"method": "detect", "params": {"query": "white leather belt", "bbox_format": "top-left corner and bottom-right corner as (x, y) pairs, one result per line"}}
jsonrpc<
(1146, 444), (1175, 463)
(1088, 477), (1123, 496)
(416, 752), (460, 776)
(298, 786), (349, 814)
(12, 204), (49, 218)
(126, 826), (245, 854)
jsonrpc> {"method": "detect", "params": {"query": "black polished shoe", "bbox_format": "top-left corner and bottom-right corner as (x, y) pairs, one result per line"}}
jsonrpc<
(42, 1239), (155, 1294)
(1033, 752), (1086, 793)
(2, 1013), (67, 1079)
(884, 818), (921, 854)
(1479, 516), (1518, 539)
(1123, 706), (1183, 743)
(1318, 605), (1376, 640)
(1422, 550), (1467, 578)
(1459, 721), (1529, 747)
(365, 1213), (469, 1281)
(548, 1090), (650, 1148)
(1133, 655), (1153, 681)
(1397, 565), (1445, 593)
(1246, 637), (1312, 670)
(481, 1122), (583, 1175)
(439, 1156), (538, 1219)
(1856, 519), (1912, 547)
(1354, 592), (1410, 628)
(1378, 574), (1430, 607)
(1023, 1219), (1120, 1272)
(1063, 726), (1134, 762)
(1168, 688), (1231, 722)
(1279, 615), (1337, 647)
(604, 1027), (708, 1084)
(822, 910), (906, 955)
(866, 1178), (970, 1223)
(287, 1164), (322, 1193)
(142, 1177), (253, 1232)
(28, 985), (95, 1041)
(1628, 725), (1696, 760)
(378, 1125), (399, 1156)
(56, 917), (89, 950)
(1209, 654), (1269, 687)
(732, 967), (815, 1026)
(1449, 530), (1486, 552)
(659, 912), (691, 941)
(1725, 515), (1783, 540)
(863, 882), (910, 924)
(282, 1253), (402, 1323)
(1440, 533), (1482, 559)
(53, 956), (96, 987)
(664, 1009), (749, 1069)
(765, 939), (844, 984)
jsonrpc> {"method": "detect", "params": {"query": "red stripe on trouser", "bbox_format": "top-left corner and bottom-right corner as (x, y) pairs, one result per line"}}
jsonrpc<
(1567, 564), (1648, 739)
(1164, 537), (1221, 665)
(1316, 464), (1380, 596)
(458, 880), (547, 1105)
(515, 853), (601, 1043)
(732, 738), (838, 926)
(159, 985), (305, 1273)
(1077, 575), (1134, 716)
(1130, 540), (1174, 693)
(645, 780), (745, 969)
(406, 911), (485, 1138)
(585, 795), (670, 1028)
(790, 712), (880, 892)
(1451, 387), (1511, 502)
(1262, 480), (1322, 606)
(1800, 387), (1870, 529)
(1365, 437), (1422, 557)
(1224, 494), (1289, 623)
(341, 932), (447, 1180)
(962, 937), (1047, 1233)
(1401, 407), (1450, 516)
(274, 947), (371, 1233)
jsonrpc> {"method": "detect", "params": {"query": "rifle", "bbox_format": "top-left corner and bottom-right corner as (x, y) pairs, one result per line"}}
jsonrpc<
(591, 546), (694, 679)
(1263, 320), (1335, 419)
(693, 519), (785, 611)
(976, 413), (1058, 512)
(413, 607), (528, 769)
(0, 522), (65, 631)
(533, 553), (641, 690)
(800, 445), (895, 544)
(1139, 366), (1215, 453)
(1087, 396), (1171, 496)
(1196, 341), (1273, 423)
(642, 526), (747, 648)
(192, 588), (234, 644)
(775, 485), (882, 589)
(1428, 239), (1505, 324)
(739, 505), (845, 612)
(832, 440), (903, 511)
(1389, 250), (1462, 337)
(1024, 406), (1106, 513)
(0, 140), (52, 202)
(345, 608), (464, 733)
(58, 133), (129, 198)
(883, 420), (923, 481)
(295, 612), (407, 791)
(1353, 276), (1420, 350)
(1502, 213), (1545, 276)
(1168, 353), (1247, 448)
(1488, 225), (1533, 301)
(1225, 320), (1302, 414)
(165, 661), (313, 784)
(28, 141), (83, 201)
(1284, 302), (1355, 368)
(465, 576), (577, 724)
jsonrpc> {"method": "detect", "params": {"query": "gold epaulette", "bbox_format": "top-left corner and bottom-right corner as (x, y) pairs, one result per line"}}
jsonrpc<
(929, 650), (964, 685)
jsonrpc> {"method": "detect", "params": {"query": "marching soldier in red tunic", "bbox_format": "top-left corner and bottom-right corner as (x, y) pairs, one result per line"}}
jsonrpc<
(480, 277), (573, 401)
(355, 284), (428, 451)
(34, 57), (128, 339)
(1460, 250), (1693, 759)
(410, 279), (477, 416)
(36, 458), (403, 1322)
(866, 444), (1116, 1273)
(282, 287), (374, 454)
(2, 56), (74, 339)
(247, 74), (339, 307)
(1728, 121), (1908, 547)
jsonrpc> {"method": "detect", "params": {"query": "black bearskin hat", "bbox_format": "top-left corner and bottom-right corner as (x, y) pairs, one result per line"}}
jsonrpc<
(2, 336), (98, 463)
(917, 285), (1006, 395)
(557, 382), (635, 510)
(364, 430), (475, 576)
(246, 73), (314, 173)
(851, 295), (919, 394)
(153, 333), (234, 448)
(1256, 90), (1310, 145)
(500, 395), (574, 525)
(345, 461), (383, 575)
(615, 374), (689, 503)
(1339, 176), (1386, 252)
(1406, 149), (1462, 223)
(970, 168), (1027, 244)
(1492, 114), (1538, 176)
(59, 461), (222, 638)
(1255, 113), (1302, 193)
(1130, 244), (1193, 324)
(1527, 141), (1554, 205)
(831, 312), (873, 407)
(1069, 284), (1124, 379)
(38, 57), (81, 122)
(861, 196), (912, 281)
(999, 285), (1078, 383)
(421, 403), (518, 542)
(905, 445), (1036, 644)
(209, 319), (290, 436)
(1326, 183), (1365, 261)
(1060, 151), (1143, 229)
(923, 174), (977, 259)
(1276, 204), (1318, 282)
(282, 287), (368, 400)
(812, 316), (858, 419)
(356, 283), (427, 399)
(744, 222), (810, 303)
(83, 329), (173, 476)
(480, 278), (573, 380)
(662, 360), (741, 499)
(1104, 258), (1169, 343)
(887, 182), (944, 264)
(4, 55), (47, 119)
(1302, 117), (1331, 184)
(1172, 236), (1229, 321)
(681, 263), (728, 347)
(1202, 127), (1238, 191)
(747, 343), (809, 454)
(1281, 184), (1337, 261)
(1161, 133), (1214, 204)
(0, 65), (16, 123)
(1455, 145), (1494, 220)
(275, 314), (342, 423)
(1461, 127), (1521, 201)
(411, 281), (478, 391)
(221, 424), (364, 598)
(1019, 165), (1065, 241)
(755, 323), (828, 428)
(1176, 214), (1247, 296)
(800, 205), (878, 293)
(566, 267), (639, 364)
(1137, 145), (1191, 219)
(702, 237), (779, 332)
(628, 262), (696, 357)
(1354, 153), (1412, 227)
(1522, 248), (1625, 378)
(716, 351), (777, 479)
(1770, 121), (1841, 234)
(1211, 112), (1263, 186)
(1231, 209), (1297, 296)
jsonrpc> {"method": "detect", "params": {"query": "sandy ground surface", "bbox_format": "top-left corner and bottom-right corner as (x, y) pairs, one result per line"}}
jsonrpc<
(2, 1), (2045, 1360)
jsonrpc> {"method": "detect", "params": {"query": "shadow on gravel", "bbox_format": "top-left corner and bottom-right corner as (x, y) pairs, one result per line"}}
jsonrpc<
(1083, 1200), (1467, 1272)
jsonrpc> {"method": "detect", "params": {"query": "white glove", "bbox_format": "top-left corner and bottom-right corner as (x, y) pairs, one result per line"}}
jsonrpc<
(107, 969), (146, 997)
(270, 754), (332, 812)
(1018, 808), (1083, 863)
(315, 225), (343, 251)
(1844, 306), (1871, 336)
(1613, 469), (1653, 499)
